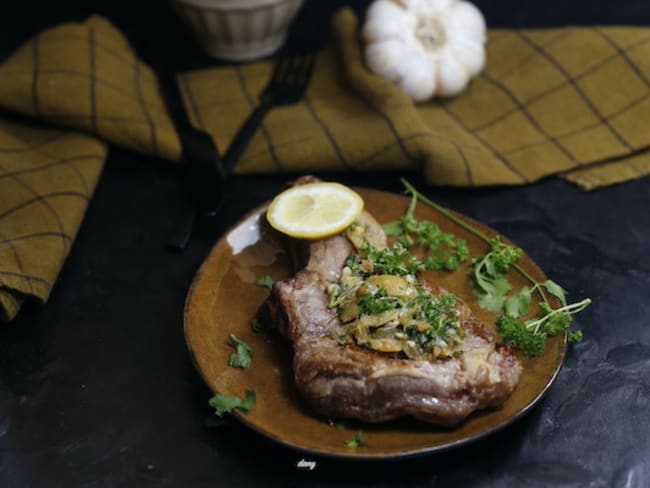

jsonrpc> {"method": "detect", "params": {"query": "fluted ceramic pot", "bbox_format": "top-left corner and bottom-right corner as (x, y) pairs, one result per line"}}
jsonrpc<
(171, 0), (304, 61)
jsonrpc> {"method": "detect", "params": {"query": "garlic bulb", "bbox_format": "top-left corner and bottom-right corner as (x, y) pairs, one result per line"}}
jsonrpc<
(362, 0), (486, 101)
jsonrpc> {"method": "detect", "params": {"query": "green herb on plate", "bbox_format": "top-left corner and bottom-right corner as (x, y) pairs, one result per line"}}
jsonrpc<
(384, 192), (468, 271)
(344, 430), (368, 448)
(208, 389), (256, 417)
(398, 179), (591, 356)
(227, 334), (253, 369)
(471, 236), (523, 312)
(495, 298), (591, 356)
(255, 275), (275, 288)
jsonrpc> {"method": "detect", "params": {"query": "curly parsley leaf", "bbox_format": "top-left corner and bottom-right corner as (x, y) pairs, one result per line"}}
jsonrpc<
(227, 334), (253, 369)
(496, 298), (591, 356)
(255, 275), (275, 288)
(396, 179), (592, 357)
(495, 315), (547, 357)
(568, 330), (584, 344)
(208, 389), (256, 417)
(344, 430), (368, 448)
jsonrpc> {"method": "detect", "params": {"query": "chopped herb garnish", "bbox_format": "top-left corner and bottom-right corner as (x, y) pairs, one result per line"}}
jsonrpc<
(397, 179), (591, 356)
(356, 287), (401, 315)
(227, 334), (253, 369)
(332, 256), (465, 360)
(255, 275), (275, 288)
(208, 389), (256, 417)
(568, 330), (584, 344)
(362, 242), (424, 276)
(471, 237), (523, 312)
(384, 193), (469, 271)
(345, 430), (368, 448)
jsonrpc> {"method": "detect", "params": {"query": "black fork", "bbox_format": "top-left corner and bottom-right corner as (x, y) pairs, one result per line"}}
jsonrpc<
(223, 52), (317, 171)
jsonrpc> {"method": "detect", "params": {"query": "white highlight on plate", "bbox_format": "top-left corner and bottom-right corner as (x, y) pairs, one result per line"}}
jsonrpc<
(227, 213), (262, 255)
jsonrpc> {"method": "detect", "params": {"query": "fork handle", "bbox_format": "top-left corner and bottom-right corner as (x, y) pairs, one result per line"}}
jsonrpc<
(223, 103), (271, 173)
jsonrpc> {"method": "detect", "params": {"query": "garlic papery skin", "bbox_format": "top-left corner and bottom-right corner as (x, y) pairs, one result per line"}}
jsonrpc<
(362, 0), (486, 102)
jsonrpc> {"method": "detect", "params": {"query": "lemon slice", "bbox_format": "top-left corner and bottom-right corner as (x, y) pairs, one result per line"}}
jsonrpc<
(266, 182), (364, 239)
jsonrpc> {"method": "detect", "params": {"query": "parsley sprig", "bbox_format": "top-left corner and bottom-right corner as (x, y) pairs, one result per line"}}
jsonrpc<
(471, 236), (523, 311)
(495, 299), (590, 356)
(398, 179), (591, 357)
(384, 192), (468, 271)
(227, 334), (253, 369)
(362, 243), (423, 276)
(208, 389), (257, 417)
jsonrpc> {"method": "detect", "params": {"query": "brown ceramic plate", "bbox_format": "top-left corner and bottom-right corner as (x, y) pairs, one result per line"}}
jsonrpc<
(184, 187), (566, 460)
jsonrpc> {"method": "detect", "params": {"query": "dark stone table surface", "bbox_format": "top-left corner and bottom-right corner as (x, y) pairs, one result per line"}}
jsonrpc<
(1, 1), (648, 486)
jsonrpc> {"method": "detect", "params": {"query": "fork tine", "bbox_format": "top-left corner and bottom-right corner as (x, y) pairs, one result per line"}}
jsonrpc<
(271, 54), (293, 82)
(225, 50), (316, 169)
(284, 54), (315, 87)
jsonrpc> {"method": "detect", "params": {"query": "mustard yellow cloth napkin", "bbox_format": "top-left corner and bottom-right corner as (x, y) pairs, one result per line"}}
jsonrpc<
(0, 16), (176, 320)
(182, 8), (650, 189)
(2, 10), (650, 189)
(0, 121), (106, 320)
(2, 9), (650, 320)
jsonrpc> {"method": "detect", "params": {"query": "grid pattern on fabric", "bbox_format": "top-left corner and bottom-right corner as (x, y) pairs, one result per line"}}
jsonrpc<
(0, 16), (181, 163)
(181, 10), (650, 189)
(1, 13), (649, 320)
(0, 12), (647, 211)
(180, 49), (422, 175)
(0, 120), (106, 321)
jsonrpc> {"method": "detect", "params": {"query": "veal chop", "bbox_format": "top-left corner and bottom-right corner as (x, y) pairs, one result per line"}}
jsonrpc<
(264, 203), (522, 426)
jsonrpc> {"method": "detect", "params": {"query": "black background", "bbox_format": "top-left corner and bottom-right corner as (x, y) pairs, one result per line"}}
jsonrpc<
(1, 1), (649, 487)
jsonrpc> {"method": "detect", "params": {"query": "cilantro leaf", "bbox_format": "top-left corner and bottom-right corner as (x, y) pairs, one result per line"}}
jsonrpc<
(471, 239), (524, 314)
(382, 220), (404, 236)
(255, 275), (274, 288)
(542, 279), (568, 306)
(208, 389), (256, 417)
(477, 292), (508, 312)
(395, 179), (592, 358)
(504, 286), (532, 318)
(227, 334), (253, 369)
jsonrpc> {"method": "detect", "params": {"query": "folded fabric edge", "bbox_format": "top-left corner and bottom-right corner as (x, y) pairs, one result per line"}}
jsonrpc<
(562, 151), (650, 190)
(0, 119), (108, 322)
(0, 288), (24, 322)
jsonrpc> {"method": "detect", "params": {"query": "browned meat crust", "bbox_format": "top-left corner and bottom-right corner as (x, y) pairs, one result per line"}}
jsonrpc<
(265, 206), (523, 426)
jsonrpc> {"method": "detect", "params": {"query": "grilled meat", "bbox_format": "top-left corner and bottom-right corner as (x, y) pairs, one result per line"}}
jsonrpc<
(265, 202), (522, 426)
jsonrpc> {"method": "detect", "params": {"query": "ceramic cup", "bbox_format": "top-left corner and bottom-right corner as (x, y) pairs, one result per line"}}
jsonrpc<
(171, 0), (305, 61)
